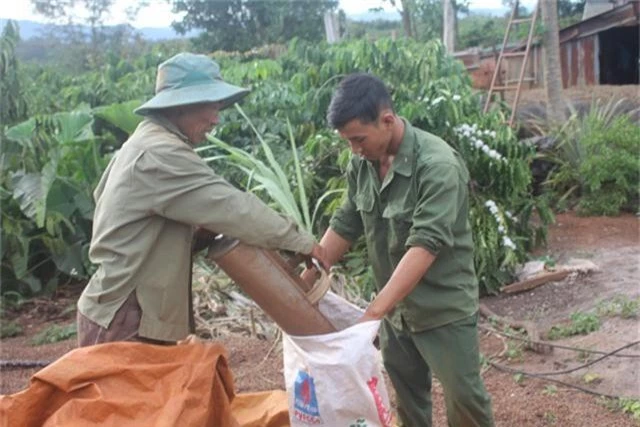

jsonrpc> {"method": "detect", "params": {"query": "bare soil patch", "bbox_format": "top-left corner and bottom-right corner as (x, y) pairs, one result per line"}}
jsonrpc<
(482, 213), (640, 402)
(510, 84), (640, 125)
(1, 212), (639, 426)
(516, 85), (640, 105)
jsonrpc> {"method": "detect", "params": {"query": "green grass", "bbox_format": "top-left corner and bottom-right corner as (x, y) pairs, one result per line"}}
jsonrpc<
(600, 397), (640, 422)
(597, 296), (640, 319)
(547, 312), (600, 340)
(619, 399), (640, 420)
(31, 323), (77, 345)
(1, 321), (23, 338)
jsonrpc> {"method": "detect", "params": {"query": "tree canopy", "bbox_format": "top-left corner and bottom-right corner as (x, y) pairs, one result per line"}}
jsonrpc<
(170, 0), (338, 52)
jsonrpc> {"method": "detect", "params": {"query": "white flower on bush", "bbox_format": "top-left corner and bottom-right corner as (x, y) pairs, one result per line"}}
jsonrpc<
(452, 94), (461, 101)
(502, 236), (516, 250)
(485, 199), (516, 251)
(455, 124), (505, 162)
(484, 199), (499, 214)
(431, 96), (445, 106)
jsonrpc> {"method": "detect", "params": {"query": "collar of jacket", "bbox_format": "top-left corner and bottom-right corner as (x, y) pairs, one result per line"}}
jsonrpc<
(146, 113), (192, 145)
(390, 118), (415, 178)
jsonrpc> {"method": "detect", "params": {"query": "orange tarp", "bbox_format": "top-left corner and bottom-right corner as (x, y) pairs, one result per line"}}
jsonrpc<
(0, 340), (289, 426)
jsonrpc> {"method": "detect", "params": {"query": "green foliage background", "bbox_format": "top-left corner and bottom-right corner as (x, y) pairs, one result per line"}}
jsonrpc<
(2, 29), (551, 297)
(535, 99), (640, 216)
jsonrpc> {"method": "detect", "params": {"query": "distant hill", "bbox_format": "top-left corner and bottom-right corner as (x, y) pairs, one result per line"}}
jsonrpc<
(348, 7), (508, 22)
(0, 19), (186, 41)
(348, 10), (399, 22)
(471, 7), (510, 17)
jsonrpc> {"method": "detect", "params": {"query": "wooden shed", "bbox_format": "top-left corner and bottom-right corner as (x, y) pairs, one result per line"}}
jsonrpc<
(463, 1), (639, 90)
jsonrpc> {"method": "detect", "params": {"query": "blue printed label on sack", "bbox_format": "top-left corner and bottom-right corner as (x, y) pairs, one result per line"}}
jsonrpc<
(293, 370), (322, 424)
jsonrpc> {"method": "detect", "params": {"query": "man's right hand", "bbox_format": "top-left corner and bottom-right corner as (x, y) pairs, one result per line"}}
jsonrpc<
(308, 243), (331, 271)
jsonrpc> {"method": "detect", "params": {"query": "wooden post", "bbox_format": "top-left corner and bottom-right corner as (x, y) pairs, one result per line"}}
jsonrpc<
(443, 0), (455, 53)
(323, 11), (340, 44)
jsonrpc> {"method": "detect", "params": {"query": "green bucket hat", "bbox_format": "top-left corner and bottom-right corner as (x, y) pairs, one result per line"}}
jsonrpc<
(134, 52), (250, 116)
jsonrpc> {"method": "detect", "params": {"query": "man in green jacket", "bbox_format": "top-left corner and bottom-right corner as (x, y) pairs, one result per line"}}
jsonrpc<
(77, 53), (327, 346)
(303, 73), (494, 426)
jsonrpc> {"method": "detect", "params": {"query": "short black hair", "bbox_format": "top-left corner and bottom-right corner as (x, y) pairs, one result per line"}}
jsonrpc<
(326, 73), (394, 129)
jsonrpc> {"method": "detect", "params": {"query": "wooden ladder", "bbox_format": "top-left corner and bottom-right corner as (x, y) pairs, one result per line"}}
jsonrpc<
(483, 0), (539, 127)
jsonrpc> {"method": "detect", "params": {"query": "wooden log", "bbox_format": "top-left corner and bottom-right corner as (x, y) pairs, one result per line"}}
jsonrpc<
(500, 269), (571, 294)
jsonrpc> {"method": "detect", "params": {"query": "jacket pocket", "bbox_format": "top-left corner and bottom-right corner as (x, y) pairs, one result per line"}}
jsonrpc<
(382, 205), (413, 255)
(354, 192), (376, 238)
(355, 193), (375, 213)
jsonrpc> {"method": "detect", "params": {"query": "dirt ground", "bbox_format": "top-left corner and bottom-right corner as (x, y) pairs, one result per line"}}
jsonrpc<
(510, 84), (640, 124)
(1, 212), (639, 426)
(515, 85), (640, 104)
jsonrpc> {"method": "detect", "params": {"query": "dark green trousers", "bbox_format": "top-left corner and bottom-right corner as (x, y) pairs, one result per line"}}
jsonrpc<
(380, 313), (495, 427)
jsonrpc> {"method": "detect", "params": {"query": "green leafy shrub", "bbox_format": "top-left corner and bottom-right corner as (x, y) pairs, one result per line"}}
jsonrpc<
(1, 20), (28, 126)
(539, 99), (639, 215)
(1, 103), (141, 295)
(578, 115), (639, 215)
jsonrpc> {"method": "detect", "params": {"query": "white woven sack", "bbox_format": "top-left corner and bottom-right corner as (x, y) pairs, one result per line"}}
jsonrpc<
(283, 292), (393, 426)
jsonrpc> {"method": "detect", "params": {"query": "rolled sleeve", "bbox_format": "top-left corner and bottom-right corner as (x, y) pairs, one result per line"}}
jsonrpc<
(405, 162), (463, 256)
(330, 206), (362, 243)
(142, 145), (315, 254)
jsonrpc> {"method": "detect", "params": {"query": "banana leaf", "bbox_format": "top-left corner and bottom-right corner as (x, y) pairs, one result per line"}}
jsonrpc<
(94, 100), (144, 136)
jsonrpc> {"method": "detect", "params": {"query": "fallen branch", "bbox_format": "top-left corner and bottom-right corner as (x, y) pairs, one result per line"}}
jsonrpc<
(479, 303), (553, 354)
(500, 269), (571, 294)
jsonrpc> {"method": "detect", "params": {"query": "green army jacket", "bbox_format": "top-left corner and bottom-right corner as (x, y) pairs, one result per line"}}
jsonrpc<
(78, 116), (314, 341)
(330, 120), (478, 332)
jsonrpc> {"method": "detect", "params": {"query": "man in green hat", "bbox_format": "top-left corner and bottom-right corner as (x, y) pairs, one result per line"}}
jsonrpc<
(77, 52), (327, 346)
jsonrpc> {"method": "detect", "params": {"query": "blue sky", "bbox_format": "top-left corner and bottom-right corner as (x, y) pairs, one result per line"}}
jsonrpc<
(1, 0), (532, 28)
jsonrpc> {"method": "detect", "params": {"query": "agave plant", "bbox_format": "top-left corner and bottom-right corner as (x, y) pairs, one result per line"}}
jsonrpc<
(532, 97), (640, 213)
(197, 105), (343, 235)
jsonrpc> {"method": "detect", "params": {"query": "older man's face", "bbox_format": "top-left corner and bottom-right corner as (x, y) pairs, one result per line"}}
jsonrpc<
(177, 102), (224, 144)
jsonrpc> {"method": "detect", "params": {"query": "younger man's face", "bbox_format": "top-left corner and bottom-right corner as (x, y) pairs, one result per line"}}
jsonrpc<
(338, 111), (394, 161)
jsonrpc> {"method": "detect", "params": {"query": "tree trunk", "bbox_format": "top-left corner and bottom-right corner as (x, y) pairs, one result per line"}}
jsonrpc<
(443, 0), (455, 53)
(400, 0), (414, 38)
(541, 0), (566, 123)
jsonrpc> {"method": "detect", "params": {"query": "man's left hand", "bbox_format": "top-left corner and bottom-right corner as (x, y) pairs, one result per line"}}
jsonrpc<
(357, 310), (383, 323)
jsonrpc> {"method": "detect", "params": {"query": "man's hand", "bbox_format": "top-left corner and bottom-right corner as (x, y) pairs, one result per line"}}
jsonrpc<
(357, 309), (383, 324)
(307, 243), (331, 271)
